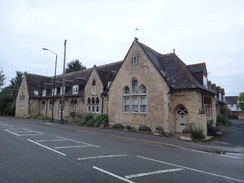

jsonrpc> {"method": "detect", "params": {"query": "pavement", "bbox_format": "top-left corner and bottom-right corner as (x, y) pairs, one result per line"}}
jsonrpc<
(33, 119), (244, 156)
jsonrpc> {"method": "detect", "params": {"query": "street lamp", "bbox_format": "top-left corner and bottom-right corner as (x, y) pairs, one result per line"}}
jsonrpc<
(42, 48), (57, 121)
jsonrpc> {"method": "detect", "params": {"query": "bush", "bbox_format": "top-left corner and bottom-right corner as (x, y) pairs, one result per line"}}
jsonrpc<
(191, 128), (205, 139)
(33, 115), (50, 121)
(83, 113), (94, 122)
(94, 114), (109, 127)
(112, 123), (124, 129)
(217, 115), (231, 126)
(138, 125), (151, 132)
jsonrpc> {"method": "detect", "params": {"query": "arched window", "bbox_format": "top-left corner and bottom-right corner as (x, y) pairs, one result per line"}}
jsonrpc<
(92, 80), (96, 94)
(96, 97), (99, 104)
(92, 97), (95, 104)
(132, 78), (138, 94)
(139, 85), (146, 94)
(87, 97), (91, 104)
(124, 86), (130, 95)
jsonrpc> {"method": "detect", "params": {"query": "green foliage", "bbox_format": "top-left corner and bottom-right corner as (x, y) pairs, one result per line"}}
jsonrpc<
(112, 123), (124, 129)
(10, 71), (23, 88)
(66, 59), (86, 73)
(0, 87), (13, 115)
(83, 113), (94, 122)
(33, 115), (50, 121)
(191, 128), (205, 139)
(138, 125), (152, 132)
(94, 114), (109, 127)
(217, 115), (231, 126)
(70, 111), (77, 119)
(237, 92), (244, 110)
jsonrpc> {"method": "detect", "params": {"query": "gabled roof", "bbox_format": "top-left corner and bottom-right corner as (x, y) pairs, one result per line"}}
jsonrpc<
(137, 39), (215, 94)
(226, 96), (238, 105)
(95, 61), (122, 91)
(187, 63), (207, 75)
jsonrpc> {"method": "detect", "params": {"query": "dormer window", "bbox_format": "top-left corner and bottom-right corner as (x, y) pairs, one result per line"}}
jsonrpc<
(203, 76), (208, 88)
(60, 87), (65, 95)
(42, 90), (47, 97)
(52, 88), (57, 96)
(34, 90), (39, 96)
(73, 85), (79, 94)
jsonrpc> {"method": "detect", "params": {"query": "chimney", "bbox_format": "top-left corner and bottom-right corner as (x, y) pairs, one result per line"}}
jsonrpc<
(173, 49), (175, 53)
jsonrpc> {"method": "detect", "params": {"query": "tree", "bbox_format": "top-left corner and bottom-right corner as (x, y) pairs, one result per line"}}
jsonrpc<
(10, 71), (23, 88)
(0, 67), (5, 89)
(66, 59), (86, 73)
(237, 92), (244, 110)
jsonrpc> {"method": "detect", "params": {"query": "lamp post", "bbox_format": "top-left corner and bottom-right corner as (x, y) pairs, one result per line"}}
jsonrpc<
(42, 48), (57, 121)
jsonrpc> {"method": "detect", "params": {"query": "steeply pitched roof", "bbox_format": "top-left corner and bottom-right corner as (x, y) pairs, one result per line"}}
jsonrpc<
(137, 39), (215, 94)
(226, 96), (238, 105)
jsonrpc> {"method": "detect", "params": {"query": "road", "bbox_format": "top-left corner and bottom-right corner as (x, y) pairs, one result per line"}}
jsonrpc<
(0, 117), (243, 183)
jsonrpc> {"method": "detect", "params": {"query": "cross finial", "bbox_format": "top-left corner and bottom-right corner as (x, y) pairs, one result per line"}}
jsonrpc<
(135, 25), (142, 36)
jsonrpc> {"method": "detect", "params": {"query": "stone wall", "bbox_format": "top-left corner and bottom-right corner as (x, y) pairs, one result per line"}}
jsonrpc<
(108, 40), (171, 132)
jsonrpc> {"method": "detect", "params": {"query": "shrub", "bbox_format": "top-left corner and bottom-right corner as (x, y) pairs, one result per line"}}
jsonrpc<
(191, 128), (205, 139)
(34, 115), (50, 121)
(94, 114), (109, 127)
(112, 123), (124, 129)
(138, 125), (151, 132)
(83, 113), (94, 122)
(86, 119), (95, 127)
(217, 115), (231, 126)
(125, 125), (132, 130)
(70, 111), (77, 119)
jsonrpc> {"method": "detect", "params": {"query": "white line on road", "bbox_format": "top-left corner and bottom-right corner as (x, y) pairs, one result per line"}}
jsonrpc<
(125, 168), (184, 179)
(78, 154), (127, 160)
(54, 145), (89, 149)
(93, 166), (135, 183)
(219, 154), (239, 159)
(0, 123), (14, 127)
(27, 139), (66, 156)
(191, 150), (211, 154)
(57, 136), (99, 147)
(4, 129), (20, 136)
(138, 156), (244, 182)
(20, 133), (43, 136)
(36, 139), (66, 142)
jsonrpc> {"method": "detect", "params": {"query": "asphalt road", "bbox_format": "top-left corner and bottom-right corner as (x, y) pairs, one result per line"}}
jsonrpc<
(0, 117), (243, 183)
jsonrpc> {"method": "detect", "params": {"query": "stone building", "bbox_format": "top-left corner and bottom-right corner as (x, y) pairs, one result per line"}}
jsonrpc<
(16, 38), (222, 135)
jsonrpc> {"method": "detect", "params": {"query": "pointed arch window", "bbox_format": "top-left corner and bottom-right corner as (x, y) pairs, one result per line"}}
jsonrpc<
(132, 78), (138, 94)
(92, 80), (96, 94)
(123, 79), (147, 114)
(124, 86), (130, 95)
(139, 85), (146, 94)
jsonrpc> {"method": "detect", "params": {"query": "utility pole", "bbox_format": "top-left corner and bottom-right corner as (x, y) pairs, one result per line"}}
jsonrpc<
(60, 39), (67, 123)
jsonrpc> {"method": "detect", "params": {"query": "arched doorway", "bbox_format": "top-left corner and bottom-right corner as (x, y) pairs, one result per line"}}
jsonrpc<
(175, 106), (188, 132)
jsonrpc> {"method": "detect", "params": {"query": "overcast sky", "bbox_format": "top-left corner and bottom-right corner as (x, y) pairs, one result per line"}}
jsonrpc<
(0, 0), (243, 96)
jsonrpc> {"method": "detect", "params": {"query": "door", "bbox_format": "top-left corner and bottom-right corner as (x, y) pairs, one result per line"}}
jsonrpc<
(175, 107), (188, 132)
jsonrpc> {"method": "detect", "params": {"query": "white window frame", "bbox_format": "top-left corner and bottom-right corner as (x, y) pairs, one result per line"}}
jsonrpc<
(34, 90), (39, 95)
(139, 96), (147, 113)
(71, 104), (77, 112)
(124, 97), (130, 113)
(73, 85), (79, 94)
(132, 96), (138, 113)
(42, 90), (47, 97)
(92, 86), (96, 95)
(60, 87), (65, 95)
(52, 88), (57, 96)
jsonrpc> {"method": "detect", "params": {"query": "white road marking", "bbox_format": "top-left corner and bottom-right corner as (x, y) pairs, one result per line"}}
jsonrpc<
(57, 136), (99, 147)
(219, 155), (239, 159)
(93, 166), (135, 183)
(27, 139), (66, 156)
(215, 141), (230, 145)
(54, 145), (89, 149)
(4, 129), (20, 136)
(20, 133), (43, 136)
(0, 123), (14, 128)
(36, 139), (65, 142)
(191, 150), (211, 154)
(23, 128), (43, 134)
(125, 168), (184, 179)
(78, 154), (127, 160)
(138, 156), (244, 182)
